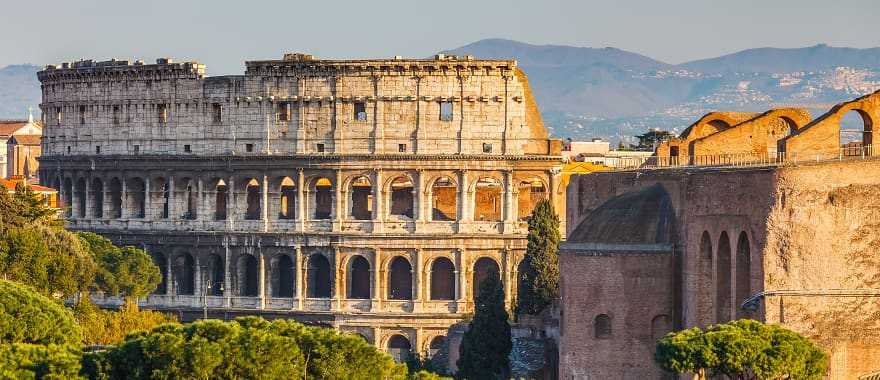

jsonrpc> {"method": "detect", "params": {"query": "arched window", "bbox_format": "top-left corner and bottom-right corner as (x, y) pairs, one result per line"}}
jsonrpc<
(430, 257), (455, 300)
(279, 177), (296, 219)
(349, 256), (371, 299)
(215, 179), (227, 220)
(387, 335), (412, 363)
(651, 314), (670, 341)
(126, 178), (146, 219)
(272, 254), (295, 298)
(152, 252), (167, 295)
(428, 336), (446, 358)
(716, 231), (732, 323)
(75, 178), (86, 218)
(839, 109), (873, 154)
(108, 178), (122, 219)
(594, 314), (612, 339)
(350, 176), (373, 220)
(388, 257), (412, 300)
(239, 255), (259, 297)
(472, 257), (500, 301)
(517, 178), (547, 220)
(245, 179), (261, 220)
(313, 178), (333, 220)
(389, 176), (414, 218)
(175, 253), (195, 295)
(735, 232), (751, 318)
(63, 178), (73, 217)
(90, 178), (104, 218)
(431, 176), (457, 221)
(307, 254), (332, 298)
(698, 231), (713, 326)
(206, 254), (224, 296)
(473, 177), (502, 221)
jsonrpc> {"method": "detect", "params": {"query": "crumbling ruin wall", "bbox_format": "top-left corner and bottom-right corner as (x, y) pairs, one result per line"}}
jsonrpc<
(656, 111), (757, 158)
(783, 90), (880, 159)
(690, 108), (812, 157)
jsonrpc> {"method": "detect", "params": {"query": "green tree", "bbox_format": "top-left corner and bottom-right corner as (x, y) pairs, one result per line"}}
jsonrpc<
(456, 270), (511, 380)
(0, 280), (82, 346)
(0, 226), (95, 298)
(77, 232), (161, 304)
(516, 199), (560, 315)
(72, 299), (175, 346)
(655, 319), (828, 380)
(0, 343), (84, 380)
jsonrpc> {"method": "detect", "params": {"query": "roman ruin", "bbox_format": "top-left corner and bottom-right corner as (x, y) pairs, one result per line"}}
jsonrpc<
(36, 54), (564, 360)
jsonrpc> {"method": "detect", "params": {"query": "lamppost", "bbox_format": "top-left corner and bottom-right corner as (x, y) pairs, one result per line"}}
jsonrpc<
(201, 268), (224, 320)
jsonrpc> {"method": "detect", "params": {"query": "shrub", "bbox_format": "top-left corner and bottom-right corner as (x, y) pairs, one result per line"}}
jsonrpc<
(0, 343), (83, 380)
(0, 280), (81, 345)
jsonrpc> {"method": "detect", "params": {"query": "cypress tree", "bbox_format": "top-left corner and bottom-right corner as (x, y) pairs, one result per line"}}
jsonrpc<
(456, 270), (511, 380)
(516, 198), (561, 315)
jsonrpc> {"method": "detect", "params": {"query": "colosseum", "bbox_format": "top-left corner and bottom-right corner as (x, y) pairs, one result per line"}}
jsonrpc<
(36, 54), (564, 360)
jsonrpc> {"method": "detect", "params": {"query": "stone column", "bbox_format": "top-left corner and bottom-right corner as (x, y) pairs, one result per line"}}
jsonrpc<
(226, 177), (235, 230)
(261, 175), (269, 232)
(295, 246), (304, 310)
(333, 170), (343, 231)
(502, 249), (512, 309)
(167, 176), (175, 219)
(414, 249), (424, 312)
(456, 170), (470, 233)
(84, 176), (91, 219)
(372, 248), (382, 312)
(297, 169), (306, 232)
(193, 254), (202, 300)
(258, 251), (266, 309)
(167, 254), (175, 297)
(415, 170), (426, 224)
(120, 175), (128, 219)
(197, 177), (205, 222)
(455, 248), (466, 312)
(144, 178), (152, 221)
(372, 169), (383, 232)
(223, 240), (232, 307)
(502, 170), (516, 233)
(332, 247), (342, 311)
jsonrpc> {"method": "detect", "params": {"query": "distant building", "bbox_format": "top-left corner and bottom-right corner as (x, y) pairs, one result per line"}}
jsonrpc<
(562, 138), (653, 168)
(0, 177), (58, 209)
(0, 111), (42, 179)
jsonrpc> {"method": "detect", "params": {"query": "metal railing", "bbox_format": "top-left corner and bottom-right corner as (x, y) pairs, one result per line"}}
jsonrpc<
(610, 145), (876, 171)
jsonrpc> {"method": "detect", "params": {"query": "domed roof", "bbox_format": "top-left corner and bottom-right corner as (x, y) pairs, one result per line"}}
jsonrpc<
(568, 184), (675, 244)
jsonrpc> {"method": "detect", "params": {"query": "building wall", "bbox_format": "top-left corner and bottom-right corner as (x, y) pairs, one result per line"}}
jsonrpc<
(36, 54), (564, 359)
(562, 159), (880, 379)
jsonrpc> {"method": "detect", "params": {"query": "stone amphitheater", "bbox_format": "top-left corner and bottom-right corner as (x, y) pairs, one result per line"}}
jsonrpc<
(36, 53), (564, 361)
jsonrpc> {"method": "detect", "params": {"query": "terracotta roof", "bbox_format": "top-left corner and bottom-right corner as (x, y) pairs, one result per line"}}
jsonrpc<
(0, 178), (56, 193)
(8, 135), (41, 145)
(0, 121), (28, 137)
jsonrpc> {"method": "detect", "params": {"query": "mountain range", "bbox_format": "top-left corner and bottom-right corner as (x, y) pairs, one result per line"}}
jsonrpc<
(3, 39), (880, 143)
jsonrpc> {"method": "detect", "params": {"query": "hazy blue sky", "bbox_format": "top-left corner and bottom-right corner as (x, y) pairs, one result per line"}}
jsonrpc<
(2, 0), (876, 75)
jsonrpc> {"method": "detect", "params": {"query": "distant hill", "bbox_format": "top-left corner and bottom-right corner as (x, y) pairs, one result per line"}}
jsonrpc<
(679, 44), (880, 74)
(0, 64), (40, 120)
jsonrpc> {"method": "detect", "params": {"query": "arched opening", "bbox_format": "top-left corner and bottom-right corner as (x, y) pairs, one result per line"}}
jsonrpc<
(350, 176), (373, 220)
(770, 117), (798, 155)
(126, 178), (146, 218)
(388, 257), (413, 300)
(348, 256), (371, 299)
(272, 254), (295, 298)
(473, 177), (502, 221)
(238, 255), (259, 297)
(430, 257), (455, 300)
(594, 314), (612, 339)
(90, 178), (104, 218)
(108, 178), (122, 219)
(735, 232), (751, 318)
(75, 178), (87, 218)
(245, 179), (261, 220)
(472, 257), (500, 301)
(387, 335), (412, 363)
(215, 179), (228, 220)
(651, 314), (671, 341)
(517, 177), (547, 220)
(698, 231), (714, 327)
(279, 177), (296, 219)
(63, 178), (73, 217)
(715, 231), (732, 323)
(152, 252), (167, 295)
(174, 253), (195, 295)
(307, 254), (332, 298)
(206, 254), (224, 296)
(706, 119), (731, 136)
(431, 176), (457, 221)
(840, 109), (873, 156)
(428, 336), (446, 358)
(313, 178), (333, 220)
(389, 176), (414, 218)
(182, 180), (197, 220)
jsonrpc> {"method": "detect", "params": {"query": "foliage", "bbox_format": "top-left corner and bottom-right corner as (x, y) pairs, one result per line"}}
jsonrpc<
(0, 280), (82, 346)
(0, 182), (59, 231)
(77, 232), (161, 301)
(405, 353), (449, 379)
(72, 299), (175, 346)
(0, 343), (83, 380)
(84, 316), (408, 380)
(655, 319), (829, 380)
(456, 270), (512, 380)
(0, 225), (96, 299)
(408, 369), (452, 380)
(516, 198), (561, 315)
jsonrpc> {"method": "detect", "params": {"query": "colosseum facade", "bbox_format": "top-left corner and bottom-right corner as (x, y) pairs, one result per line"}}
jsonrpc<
(36, 53), (564, 360)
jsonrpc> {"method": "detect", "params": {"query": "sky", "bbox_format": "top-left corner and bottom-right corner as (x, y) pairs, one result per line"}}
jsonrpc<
(1, 0), (877, 75)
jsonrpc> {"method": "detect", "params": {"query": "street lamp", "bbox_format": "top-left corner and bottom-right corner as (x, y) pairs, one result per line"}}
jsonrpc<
(201, 270), (224, 320)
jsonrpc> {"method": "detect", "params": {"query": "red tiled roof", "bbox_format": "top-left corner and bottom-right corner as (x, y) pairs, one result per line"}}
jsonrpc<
(0, 178), (56, 193)
(8, 135), (41, 145)
(0, 121), (28, 136)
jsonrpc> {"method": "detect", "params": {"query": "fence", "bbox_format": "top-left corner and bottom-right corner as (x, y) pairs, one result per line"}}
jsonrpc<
(610, 145), (876, 171)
